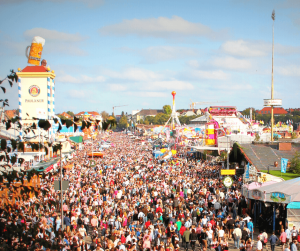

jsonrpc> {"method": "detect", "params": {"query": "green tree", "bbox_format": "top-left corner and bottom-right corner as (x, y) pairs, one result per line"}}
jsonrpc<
(179, 114), (201, 125)
(163, 105), (172, 115)
(101, 111), (109, 120)
(153, 113), (169, 125)
(0, 69), (117, 250)
(241, 107), (255, 116)
(66, 111), (74, 116)
(290, 151), (300, 174)
(292, 110), (300, 116)
(118, 115), (128, 129)
(144, 116), (155, 125)
(57, 114), (68, 120)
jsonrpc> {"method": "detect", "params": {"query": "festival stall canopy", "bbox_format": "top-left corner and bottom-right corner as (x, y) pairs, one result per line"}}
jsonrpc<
(27, 157), (60, 173)
(242, 180), (279, 199)
(69, 136), (83, 144)
(255, 177), (300, 204)
(287, 202), (300, 209)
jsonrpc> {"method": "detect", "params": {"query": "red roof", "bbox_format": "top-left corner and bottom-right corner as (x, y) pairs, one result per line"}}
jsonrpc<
(257, 107), (288, 115)
(60, 112), (72, 119)
(75, 111), (100, 116)
(21, 66), (47, 72)
(287, 108), (300, 113)
(5, 109), (18, 119)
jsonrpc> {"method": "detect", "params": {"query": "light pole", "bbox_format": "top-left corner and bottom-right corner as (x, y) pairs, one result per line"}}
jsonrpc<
(227, 135), (230, 169)
(271, 10), (275, 141)
(56, 137), (66, 230)
(92, 133), (94, 160)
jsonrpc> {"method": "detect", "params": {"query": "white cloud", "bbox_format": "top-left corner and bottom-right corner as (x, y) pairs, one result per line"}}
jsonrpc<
(68, 89), (87, 99)
(220, 39), (300, 57)
(0, 0), (104, 8)
(100, 16), (228, 40)
(24, 28), (87, 42)
(217, 83), (253, 91)
(104, 68), (162, 82)
(22, 28), (88, 56)
(108, 84), (127, 91)
(220, 40), (268, 57)
(187, 60), (200, 68)
(211, 56), (252, 70)
(277, 65), (300, 77)
(149, 80), (194, 90)
(190, 70), (229, 80)
(57, 74), (105, 84)
(139, 46), (198, 63)
(126, 91), (168, 98)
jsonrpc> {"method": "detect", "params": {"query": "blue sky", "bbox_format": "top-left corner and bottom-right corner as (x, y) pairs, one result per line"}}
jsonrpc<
(0, 0), (299, 115)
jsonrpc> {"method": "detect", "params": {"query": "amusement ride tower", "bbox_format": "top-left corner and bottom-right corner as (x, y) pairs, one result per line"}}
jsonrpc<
(168, 91), (181, 130)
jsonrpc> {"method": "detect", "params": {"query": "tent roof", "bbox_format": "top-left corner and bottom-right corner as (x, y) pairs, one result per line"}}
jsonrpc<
(69, 136), (83, 144)
(244, 180), (279, 190)
(287, 202), (300, 209)
(257, 177), (300, 196)
(27, 157), (60, 172)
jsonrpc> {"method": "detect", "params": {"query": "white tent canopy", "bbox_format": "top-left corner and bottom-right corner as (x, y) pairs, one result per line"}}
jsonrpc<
(256, 177), (300, 204)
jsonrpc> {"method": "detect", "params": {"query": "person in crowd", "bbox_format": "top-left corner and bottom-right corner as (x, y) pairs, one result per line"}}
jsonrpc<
(0, 132), (252, 250)
(269, 231), (279, 251)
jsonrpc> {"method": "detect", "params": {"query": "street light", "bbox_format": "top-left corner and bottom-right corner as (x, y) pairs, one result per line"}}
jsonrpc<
(55, 137), (66, 230)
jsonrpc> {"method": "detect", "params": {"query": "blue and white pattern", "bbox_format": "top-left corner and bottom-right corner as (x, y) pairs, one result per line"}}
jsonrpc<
(52, 79), (55, 117)
(47, 77), (51, 119)
(18, 77), (22, 140)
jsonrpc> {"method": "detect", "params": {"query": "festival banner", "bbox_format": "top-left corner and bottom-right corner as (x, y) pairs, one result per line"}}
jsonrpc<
(281, 158), (288, 173)
(245, 163), (250, 179)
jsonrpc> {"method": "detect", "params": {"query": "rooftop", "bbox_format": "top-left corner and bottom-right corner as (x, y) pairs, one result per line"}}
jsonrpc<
(239, 143), (300, 170)
(21, 66), (48, 72)
(136, 109), (163, 116)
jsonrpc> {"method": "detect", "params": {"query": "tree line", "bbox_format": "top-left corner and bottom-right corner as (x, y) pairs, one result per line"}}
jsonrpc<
(241, 107), (300, 128)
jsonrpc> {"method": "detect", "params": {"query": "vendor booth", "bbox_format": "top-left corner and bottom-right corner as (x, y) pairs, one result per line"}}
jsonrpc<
(251, 177), (300, 232)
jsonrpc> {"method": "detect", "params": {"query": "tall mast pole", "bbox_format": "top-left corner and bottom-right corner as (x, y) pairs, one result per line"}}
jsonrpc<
(171, 91), (176, 130)
(271, 10), (275, 142)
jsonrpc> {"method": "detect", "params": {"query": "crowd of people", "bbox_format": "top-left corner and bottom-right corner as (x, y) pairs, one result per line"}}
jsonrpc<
(0, 132), (298, 251)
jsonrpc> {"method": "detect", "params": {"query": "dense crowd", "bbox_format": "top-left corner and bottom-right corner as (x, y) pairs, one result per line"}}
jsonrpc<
(0, 132), (299, 251)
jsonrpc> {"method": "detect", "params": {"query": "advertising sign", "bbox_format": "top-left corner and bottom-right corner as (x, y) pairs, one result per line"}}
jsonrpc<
(269, 192), (290, 203)
(281, 158), (288, 173)
(223, 176), (233, 188)
(221, 169), (236, 175)
(90, 160), (96, 167)
(245, 163), (250, 179)
(29, 85), (40, 97)
(264, 99), (282, 106)
(251, 189), (263, 200)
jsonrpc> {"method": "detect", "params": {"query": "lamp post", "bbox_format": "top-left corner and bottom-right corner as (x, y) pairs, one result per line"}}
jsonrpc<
(271, 10), (275, 141)
(56, 137), (66, 230)
(92, 133), (94, 160)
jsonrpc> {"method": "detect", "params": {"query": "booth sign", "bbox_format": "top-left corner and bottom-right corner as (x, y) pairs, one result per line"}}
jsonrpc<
(264, 99), (282, 106)
(221, 169), (236, 176)
(223, 176), (233, 188)
(267, 192), (291, 204)
(251, 189), (263, 200)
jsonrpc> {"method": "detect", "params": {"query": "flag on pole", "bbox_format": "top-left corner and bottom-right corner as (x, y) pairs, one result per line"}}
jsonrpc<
(281, 158), (288, 173)
(245, 163), (250, 179)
